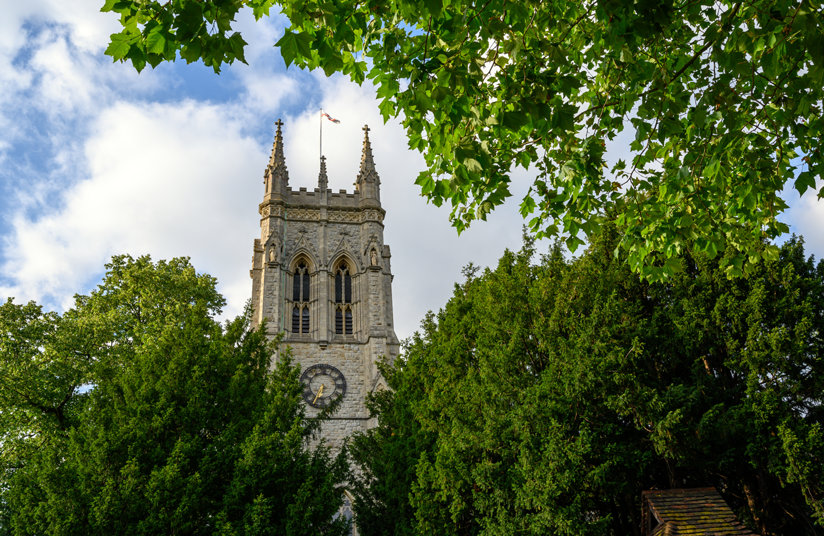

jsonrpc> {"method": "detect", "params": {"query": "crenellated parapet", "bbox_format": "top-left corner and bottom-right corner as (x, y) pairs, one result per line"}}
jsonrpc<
(249, 119), (399, 459)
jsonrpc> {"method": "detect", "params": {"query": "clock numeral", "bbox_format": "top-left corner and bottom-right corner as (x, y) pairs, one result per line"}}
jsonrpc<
(300, 364), (347, 408)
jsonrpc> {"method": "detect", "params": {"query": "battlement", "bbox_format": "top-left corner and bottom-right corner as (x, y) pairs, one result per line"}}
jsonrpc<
(263, 118), (380, 210)
(274, 186), (360, 208)
(330, 190), (358, 201)
(251, 117), (399, 472)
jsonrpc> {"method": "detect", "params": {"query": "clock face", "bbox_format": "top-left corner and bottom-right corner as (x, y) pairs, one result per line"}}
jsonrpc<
(300, 364), (347, 408)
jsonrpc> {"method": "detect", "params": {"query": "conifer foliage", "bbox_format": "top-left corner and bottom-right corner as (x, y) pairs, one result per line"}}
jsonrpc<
(0, 256), (348, 536)
(350, 232), (824, 535)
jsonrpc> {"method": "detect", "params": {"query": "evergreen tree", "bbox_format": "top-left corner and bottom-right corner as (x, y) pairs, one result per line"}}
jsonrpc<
(348, 353), (433, 536)
(0, 255), (348, 536)
(352, 232), (824, 535)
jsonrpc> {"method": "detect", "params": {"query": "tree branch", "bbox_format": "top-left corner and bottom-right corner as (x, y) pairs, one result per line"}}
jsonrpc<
(576, 2), (742, 120)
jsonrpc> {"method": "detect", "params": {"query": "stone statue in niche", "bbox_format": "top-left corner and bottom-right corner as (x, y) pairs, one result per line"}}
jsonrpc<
(370, 248), (378, 266)
(268, 247), (276, 262)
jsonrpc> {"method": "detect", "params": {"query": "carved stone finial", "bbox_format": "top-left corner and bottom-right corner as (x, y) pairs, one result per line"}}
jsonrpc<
(359, 124), (375, 175)
(269, 119), (286, 169)
(264, 118), (289, 193)
(355, 124), (380, 202)
(318, 155), (328, 191)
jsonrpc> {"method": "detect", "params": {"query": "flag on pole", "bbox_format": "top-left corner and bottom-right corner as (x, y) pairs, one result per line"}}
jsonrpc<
(321, 112), (340, 124)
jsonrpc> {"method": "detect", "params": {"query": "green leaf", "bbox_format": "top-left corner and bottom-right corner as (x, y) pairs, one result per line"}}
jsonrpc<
(146, 28), (167, 56)
(702, 159), (721, 180)
(503, 111), (529, 131)
(663, 256), (682, 274)
(105, 33), (132, 60)
(294, 32), (312, 61)
(761, 245), (779, 262)
(276, 31), (299, 66)
(520, 195), (537, 217)
(554, 104), (576, 132)
(228, 32), (247, 63)
(794, 171), (816, 196)
(415, 172), (436, 195)
(180, 39), (202, 63)
(422, 0), (442, 16)
(176, 2), (205, 40)
(705, 239), (719, 259)
(565, 235), (584, 252)
(463, 158), (482, 173)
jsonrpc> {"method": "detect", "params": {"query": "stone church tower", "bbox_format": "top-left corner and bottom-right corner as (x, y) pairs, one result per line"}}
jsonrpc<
(250, 119), (400, 451)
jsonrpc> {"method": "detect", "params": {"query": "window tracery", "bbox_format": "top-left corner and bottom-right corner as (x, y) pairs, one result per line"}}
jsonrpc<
(334, 261), (353, 335)
(291, 260), (311, 334)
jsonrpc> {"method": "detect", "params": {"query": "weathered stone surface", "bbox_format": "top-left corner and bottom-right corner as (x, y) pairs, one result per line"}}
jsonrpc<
(250, 120), (399, 454)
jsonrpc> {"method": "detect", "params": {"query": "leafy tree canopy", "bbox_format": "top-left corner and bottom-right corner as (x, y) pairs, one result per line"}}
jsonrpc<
(102, 0), (823, 278)
(0, 255), (348, 536)
(350, 232), (824, 535)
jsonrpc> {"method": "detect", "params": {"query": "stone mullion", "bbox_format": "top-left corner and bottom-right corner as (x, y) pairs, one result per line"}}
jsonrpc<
(316, 266), (328, 342)
(318, 216), (328, 342)
(250, 121), (400, 477)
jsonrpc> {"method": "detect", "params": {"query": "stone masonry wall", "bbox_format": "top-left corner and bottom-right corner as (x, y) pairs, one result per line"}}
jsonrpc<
(251, 122), (400, 463)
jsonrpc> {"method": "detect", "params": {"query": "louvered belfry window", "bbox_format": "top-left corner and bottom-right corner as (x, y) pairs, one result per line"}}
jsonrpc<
(291, 261), (311, 334)
(334, 262), (353, 335)
(344, 308), (353, 334)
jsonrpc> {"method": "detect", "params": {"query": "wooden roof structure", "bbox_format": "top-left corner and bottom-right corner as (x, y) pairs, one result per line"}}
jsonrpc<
(642, 487), (758, 535)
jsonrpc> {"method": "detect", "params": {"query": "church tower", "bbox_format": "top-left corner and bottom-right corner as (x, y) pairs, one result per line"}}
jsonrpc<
(250, 119), (400, 450)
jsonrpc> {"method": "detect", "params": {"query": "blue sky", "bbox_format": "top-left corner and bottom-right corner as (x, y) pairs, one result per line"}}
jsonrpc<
(1, 1), (823, 340)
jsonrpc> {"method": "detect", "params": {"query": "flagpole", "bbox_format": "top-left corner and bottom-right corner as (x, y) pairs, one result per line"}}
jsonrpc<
(319, 108), (323, 160)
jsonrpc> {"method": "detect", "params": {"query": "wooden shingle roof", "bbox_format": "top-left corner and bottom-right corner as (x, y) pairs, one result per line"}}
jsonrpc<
(642, 487), (758, 535)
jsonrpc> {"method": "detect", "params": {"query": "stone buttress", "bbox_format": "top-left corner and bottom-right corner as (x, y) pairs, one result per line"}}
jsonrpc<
(250, 120), (400, 452)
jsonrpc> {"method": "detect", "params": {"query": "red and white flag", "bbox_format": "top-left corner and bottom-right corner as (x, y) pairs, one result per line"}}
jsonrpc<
(321, 111), (340, 123)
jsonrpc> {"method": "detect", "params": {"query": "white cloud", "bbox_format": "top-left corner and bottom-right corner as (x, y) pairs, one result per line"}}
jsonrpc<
(784, 183), (824, 262)
(29, 31), (98, 112)
(45, 0), (121, 53)
(25, 26), (166, 118)
(0, 0), (118, 96)
(238, 71), (299, 114)
(0, 0), (166, 176)
(233, 7), (288, 65)
(0, 100), (265, 316)
(220, 6), (304, 115)
(0, 62), (548, 340)
(3, 4), (822, 346)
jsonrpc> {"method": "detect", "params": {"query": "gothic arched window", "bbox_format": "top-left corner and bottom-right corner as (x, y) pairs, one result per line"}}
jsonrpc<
(291, 260), (311, 334)
(334, 261), (353, 335)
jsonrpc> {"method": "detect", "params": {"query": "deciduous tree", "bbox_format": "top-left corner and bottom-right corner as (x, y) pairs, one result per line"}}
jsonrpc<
(102, 0), (823, 278)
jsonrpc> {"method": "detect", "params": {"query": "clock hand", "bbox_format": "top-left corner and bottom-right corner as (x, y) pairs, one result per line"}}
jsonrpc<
(312, 383), (324, 405)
